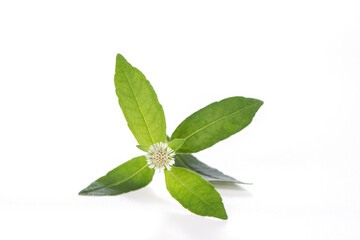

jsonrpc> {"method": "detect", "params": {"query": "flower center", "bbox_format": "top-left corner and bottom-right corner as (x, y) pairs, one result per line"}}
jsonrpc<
(154, 151), (168, 164)
(146, 142), (175, 171)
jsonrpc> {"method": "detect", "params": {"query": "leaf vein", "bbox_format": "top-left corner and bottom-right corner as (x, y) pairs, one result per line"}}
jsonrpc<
(183, 103), (259, 141)
(176, 155), (217, 180)
(120, 63), (155, 145)
(86, 163), (148, 192)
(168, 170), (218, 211)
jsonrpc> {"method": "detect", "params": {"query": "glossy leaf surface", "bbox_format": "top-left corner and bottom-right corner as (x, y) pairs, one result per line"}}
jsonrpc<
(174, 154), (248, 184)
(171, 97), (263, 153)
(165, 167), (228, 220)
(79, 156), (154, 196)
(114, 54), (166, 146)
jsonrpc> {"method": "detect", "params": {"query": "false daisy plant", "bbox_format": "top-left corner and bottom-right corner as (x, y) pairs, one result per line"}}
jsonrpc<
(79, 54), (263, 220)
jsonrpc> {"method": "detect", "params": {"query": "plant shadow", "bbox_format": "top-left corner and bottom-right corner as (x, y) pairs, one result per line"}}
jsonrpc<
(122, 187), (170, 206)
(150, 212), (229, 240)
(211, 182), (252, 198)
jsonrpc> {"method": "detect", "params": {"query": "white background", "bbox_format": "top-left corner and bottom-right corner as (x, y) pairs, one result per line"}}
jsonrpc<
(1, 0), (359, 239)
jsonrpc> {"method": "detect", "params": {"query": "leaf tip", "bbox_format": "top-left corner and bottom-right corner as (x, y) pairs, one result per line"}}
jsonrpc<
(219, 213), (228, 220)
(214, 206), (228, 220)
(168, 138), (186, 152)
(116, 53), (124, 59)
(136, 145), (149, 152)
(78, 189), (88, 195)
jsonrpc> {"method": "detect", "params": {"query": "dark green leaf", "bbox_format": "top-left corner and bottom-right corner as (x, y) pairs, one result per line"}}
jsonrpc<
(171, 96), (263, 153)
(168, 139), (185, 151)
(114, 54), (166, 146)
(174, 154), (249, 184)
(79, 156), (154, 196)
(165, 167), (228, 220)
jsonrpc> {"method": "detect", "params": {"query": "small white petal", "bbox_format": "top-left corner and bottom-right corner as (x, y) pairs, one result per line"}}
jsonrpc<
(146, 142), (176, 171)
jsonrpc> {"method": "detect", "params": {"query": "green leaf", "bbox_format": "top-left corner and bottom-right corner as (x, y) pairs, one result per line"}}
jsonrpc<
(136, 145), (149, 152)
(168, 139), (185, 151)
(79, 156), (154, 196)
(171, 96), (263, 153)
(114, 54), (166, 146)
(165, 167), (228, 220)
(174, 154), (249, 184)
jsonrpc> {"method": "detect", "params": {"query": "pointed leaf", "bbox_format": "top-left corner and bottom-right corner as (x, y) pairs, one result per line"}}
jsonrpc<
(168, 139), (185, 151)
(165, 167), (228, 220)
(174, 154), (249, 184)
(171, 97), (263, 153)
(114, 54), (166, 146)
(79, 156), (154, 196)
(136, 145), (149, 152)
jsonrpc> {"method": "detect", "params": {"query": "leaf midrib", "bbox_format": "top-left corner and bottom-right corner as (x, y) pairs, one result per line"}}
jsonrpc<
(168, 169), (221, 215)
(120, 63), (155, 145)
(183, 103), (259, 141)
(176, 155), (243, 183)
(176, 155), (216, 180)
(85, 163), (149, 192)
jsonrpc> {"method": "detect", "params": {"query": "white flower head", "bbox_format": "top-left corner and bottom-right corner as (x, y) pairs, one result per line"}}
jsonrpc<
(146, 142), (175, 171)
